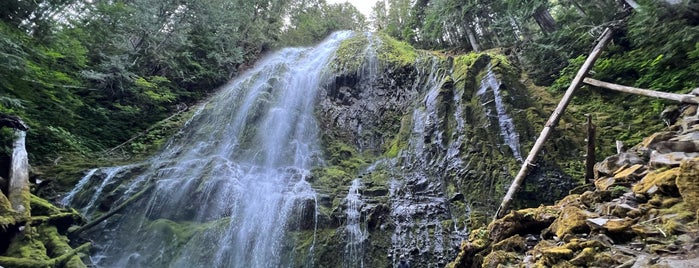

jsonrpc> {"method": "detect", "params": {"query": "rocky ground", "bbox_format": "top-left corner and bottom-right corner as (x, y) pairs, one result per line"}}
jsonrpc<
(448, 104), (699, 267)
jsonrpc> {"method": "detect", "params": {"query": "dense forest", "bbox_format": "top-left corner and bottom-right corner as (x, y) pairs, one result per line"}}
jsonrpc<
(1, 0), (697, 166)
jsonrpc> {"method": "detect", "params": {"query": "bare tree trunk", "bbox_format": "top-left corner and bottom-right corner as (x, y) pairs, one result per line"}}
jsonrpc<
(585, 115), (596, 183)
(8, 130), (30, 220)
(622, 0), (640, 10)
(533, 5), (557, 34)
(465, 25), (480, 52)
(568, 0), (588, 16)
(494, 28), (614, 220)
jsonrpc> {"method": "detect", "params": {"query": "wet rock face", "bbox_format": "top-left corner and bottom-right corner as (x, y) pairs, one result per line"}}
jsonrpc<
(311, 36), (579, 267)
(449, 106), (699, 268)
(318, 66), (420, 154)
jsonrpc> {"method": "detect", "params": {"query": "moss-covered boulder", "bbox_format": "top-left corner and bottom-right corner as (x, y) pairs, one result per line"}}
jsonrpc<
(677, 157), (699, 212)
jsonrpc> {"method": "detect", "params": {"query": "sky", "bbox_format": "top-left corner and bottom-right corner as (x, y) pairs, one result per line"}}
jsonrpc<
(327, 0), (381, 19)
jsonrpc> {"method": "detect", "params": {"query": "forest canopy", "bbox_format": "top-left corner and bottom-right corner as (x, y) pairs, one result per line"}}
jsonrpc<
(0, 0), (697, 165)
(0, 0), (366, 163)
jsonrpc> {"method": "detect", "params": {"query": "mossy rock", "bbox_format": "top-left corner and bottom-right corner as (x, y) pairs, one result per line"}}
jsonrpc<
(488, 206), (559, 241)
(677, 157), (699, 211)
(30, 194), (62, 216)
(541, 246), (574, 266)
(330, 34), (370, 74)
(491, 234), (525, 252)
(632, 167), (680, 197)
(549, 206), (592, 239)
(481, 250), (521, 267)
(376, 33), (419, 68)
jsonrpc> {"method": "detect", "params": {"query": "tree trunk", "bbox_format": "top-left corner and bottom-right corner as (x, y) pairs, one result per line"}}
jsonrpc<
(568, 0), (588, 16)
(533, 5), (557, 34)
(494, 28), (614, 220)
(585, 114), (596, 183)
(622, 0), (640, 10)
(465, 25), (480, 52)
(8, 130), (30, 220)
(583, 78), (699, 104)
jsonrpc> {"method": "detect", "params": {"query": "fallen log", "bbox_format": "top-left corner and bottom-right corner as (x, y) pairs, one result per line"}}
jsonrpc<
(583, 78), (699, 104)
(494, 27), (615, 220)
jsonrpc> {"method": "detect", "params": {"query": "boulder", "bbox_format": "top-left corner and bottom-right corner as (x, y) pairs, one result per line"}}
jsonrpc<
(677, 157), (699, 212)
(632, 168), (679, 197)
(549, 206), (594, 239)
(650, 151), (699, 167)
(488, 206), (558, 242)
(594, 153), (644, 179)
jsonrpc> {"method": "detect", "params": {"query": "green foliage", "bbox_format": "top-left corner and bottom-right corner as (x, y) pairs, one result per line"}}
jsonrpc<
(548, 1), (699, 158)
(376, 33), (419, 68)
(279, 1), (367, 47)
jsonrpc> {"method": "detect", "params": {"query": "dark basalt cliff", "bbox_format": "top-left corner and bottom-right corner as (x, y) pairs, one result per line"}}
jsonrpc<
(302, 33), (582, 267)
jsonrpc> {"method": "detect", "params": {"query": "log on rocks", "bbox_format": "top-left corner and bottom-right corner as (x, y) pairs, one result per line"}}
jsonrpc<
(494, 27), (615, 220)
(583, 78), (699, 104)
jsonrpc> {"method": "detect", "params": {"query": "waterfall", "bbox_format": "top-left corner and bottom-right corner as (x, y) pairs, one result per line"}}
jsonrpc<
(60, 168), (97, 207)
(477, 64), (523, 161)
(66, 31), (353, 268)
(344, 178), (366, 268)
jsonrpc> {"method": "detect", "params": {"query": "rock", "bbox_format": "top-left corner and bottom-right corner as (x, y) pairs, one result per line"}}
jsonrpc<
(481, 250), (521, 267)
(661, 105), (681, 126)
(649, 141), (699, 153)
(641, 131), (678, 148)
(594, 152), (645, 179)
(488, 206), (558, 241)
(549, 206), (594, 238)
(569, 247), (596, 266)
(631, 224), (664, 238)
(676, 158), (699, 211)
(541, 247), (573, 265)
(585, 217), (633, 233)
(632, 168), (679, 197)
(491, 234), (526, 252)
(649, 151), (699, 167)
(449, 193), (464, 202)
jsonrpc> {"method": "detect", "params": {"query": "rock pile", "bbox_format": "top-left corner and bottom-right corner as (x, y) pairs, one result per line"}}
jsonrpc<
(448, 104), (699, 267)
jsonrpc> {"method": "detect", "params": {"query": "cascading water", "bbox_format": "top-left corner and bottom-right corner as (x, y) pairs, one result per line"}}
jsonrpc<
(66, 31), (353, 268)
(388, 58), (454, 267)
(477, 64), (523, 161)
(60, 168), (96, 207)
(344, 178), (366, 268)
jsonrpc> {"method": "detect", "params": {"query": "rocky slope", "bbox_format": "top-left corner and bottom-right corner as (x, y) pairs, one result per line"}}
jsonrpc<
(448, 104), (699, 267)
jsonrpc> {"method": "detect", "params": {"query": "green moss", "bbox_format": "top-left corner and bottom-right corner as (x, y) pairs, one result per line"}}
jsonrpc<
(377, 33), (419, 68)
(29, 194), (62, 216)
(330, 34), (369, 74)
(146, 218), (203, 246)
(384, 114), (412, 158)
(6, 228), (50, 261)
(452, 53), (490, 90)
